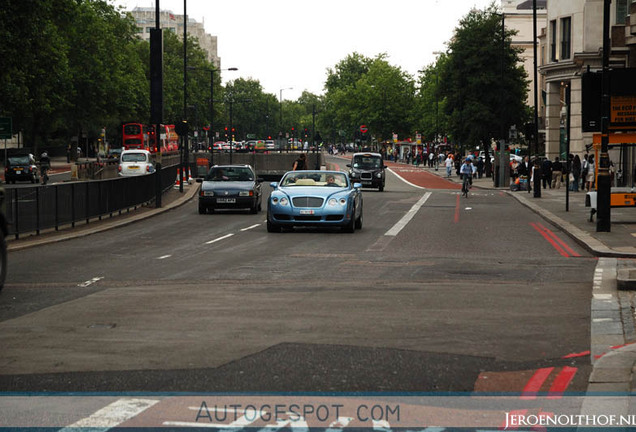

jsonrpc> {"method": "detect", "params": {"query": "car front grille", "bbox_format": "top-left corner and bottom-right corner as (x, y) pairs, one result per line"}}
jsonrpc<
(292, 197), (324, 208)
(360, 173), (373, 180)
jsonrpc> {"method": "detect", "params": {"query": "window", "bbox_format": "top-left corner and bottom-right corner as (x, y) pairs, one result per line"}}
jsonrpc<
(560, 17), (571, 60)
(550, 20), (557, 62)
(616, 0), (629, 25)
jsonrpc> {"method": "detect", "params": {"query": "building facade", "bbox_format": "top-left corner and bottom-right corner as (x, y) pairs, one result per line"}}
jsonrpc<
(538, 0), (634, 167)
(127, 7), (220, 69)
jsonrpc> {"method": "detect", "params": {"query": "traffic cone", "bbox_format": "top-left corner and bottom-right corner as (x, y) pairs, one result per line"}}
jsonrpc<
(174, 168), (181, 189)
(187, 167), (193, 184)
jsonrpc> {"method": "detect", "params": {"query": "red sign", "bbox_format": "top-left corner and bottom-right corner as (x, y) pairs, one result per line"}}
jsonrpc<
(360, 125), (368, 133)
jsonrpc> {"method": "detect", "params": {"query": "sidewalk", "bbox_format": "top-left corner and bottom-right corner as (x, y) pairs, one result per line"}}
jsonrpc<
(406, 160), (636, 405)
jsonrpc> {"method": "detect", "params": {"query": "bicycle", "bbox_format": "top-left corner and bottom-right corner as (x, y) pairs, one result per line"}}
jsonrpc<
(40, 164), (50, 185)
(461, 174), (471, 197)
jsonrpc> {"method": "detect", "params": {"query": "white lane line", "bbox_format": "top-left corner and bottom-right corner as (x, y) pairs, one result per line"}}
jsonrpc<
(59, 398), (160, 430)
(157, 254), (172, 260)
(385, 192), (432, 237)
(240, 224), (261, 232)
(386, 167), (428, 190)
(205, 233), (234, 244)
(78, 277), (104, 287)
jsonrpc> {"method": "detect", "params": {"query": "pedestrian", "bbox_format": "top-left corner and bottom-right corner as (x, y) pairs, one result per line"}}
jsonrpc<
(293, 153), (307, 171)
(571, 154), (581, 192)
(445, 154), (454, 178)
(429, 151), (435, 168)
(581, 154), (589, 190)
(476, 157), (484, 179)
(551, 157), (563, 189)
(585, 155), (595, 191)
(532, 158), (542, 198)
(541, 157), (552, 189)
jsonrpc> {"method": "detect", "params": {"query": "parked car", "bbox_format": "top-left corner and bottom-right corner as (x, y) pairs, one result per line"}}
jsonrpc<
(118, 149), (154, 177)
(5, 154), (39, 184)
(196, 164), (263, 214)
(267, 170), (363, 233)
(265, 140), (276, 150)
(107, 147), (122, 160)
(347, 152), (387, 191)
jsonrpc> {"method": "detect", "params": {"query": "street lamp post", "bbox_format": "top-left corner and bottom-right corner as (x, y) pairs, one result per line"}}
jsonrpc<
(280, 87), (293, 151)
(189, 66), (238, 167)
(432, 51), (442, 153)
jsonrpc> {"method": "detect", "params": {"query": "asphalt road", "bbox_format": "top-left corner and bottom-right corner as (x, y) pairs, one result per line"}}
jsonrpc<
(0, 155), (594, 394)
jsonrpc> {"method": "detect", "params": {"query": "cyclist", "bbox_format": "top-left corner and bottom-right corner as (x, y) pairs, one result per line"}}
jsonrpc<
(39, 151), (51, 185)
(460, 158), (473, 197)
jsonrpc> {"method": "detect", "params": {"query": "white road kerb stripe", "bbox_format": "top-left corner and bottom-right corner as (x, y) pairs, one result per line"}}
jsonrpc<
(240, 224), (261, 231)
(385, 192), (432, 237)
(205, 233), (234, 244)
(59, 398), (159, 430)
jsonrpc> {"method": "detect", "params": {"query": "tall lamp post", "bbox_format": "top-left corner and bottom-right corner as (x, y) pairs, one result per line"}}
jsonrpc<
(432, 51), (442, 153)
(280, 87), (293, 150)
(189, 66), (238, 167)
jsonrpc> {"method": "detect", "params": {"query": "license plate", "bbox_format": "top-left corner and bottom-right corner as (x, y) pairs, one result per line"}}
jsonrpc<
(217, 198), (236, 204)
(15, 169), (22, 173)
(129, 165), (139, 169)
(300, 209), (314, 215)
(362, 181), (372, 185)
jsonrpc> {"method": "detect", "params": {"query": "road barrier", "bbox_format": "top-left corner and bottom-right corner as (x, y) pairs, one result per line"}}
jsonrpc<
(7, 163), (178, 239)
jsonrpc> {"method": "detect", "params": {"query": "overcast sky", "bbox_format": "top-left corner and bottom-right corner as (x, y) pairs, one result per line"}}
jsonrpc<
(111, 0), (496, 101)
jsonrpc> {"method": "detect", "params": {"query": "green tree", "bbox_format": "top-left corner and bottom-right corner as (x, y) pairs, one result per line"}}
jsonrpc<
(439, 3), (529, 164)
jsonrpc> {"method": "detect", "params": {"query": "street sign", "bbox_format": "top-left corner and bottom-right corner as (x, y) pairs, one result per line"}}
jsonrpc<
(360, 125), (368, 133)
(0, 117), (12, 139)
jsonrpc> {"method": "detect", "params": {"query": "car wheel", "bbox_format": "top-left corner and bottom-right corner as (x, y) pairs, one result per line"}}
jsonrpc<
(379, 183), (384, 192)
(0, 229), (6, 292)
(198, 205), (207, 214)
(250, 203), (258, 214)
(267, 219), (281, 233)
(342, 208), (356, 233)
(355, 210), (363, 230)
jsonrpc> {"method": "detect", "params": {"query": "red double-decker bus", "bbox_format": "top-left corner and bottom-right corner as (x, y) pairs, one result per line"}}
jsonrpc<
(122, 122), (149, 151)
(122, 122), (179, 154)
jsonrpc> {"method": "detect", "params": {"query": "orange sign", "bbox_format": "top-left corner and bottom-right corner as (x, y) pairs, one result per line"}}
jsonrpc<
(611, 96), (636, 128)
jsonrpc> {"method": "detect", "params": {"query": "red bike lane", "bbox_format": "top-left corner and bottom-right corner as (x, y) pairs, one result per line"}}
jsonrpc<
(330, 156), (460, 190)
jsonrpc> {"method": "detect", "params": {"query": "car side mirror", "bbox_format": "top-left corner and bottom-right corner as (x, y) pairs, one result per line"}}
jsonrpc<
(383, 165), (388, 169)
(270, 182), (278, 188)
(346, 164), (351, 168)
(353, 182), (362, 189)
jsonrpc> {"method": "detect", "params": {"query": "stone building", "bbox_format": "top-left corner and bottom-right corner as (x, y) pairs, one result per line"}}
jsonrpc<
(538, 0), (634, 169)
(127, 7), (220, 69)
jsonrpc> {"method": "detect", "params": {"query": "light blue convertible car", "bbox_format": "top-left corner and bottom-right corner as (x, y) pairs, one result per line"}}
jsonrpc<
(267, 170), (363, 233)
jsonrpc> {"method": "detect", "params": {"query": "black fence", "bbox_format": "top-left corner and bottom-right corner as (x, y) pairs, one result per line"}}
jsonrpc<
(7, 163), (179, 239)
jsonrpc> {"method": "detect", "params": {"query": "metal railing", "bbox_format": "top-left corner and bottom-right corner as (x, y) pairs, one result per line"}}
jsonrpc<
(7, 163), (178, 238)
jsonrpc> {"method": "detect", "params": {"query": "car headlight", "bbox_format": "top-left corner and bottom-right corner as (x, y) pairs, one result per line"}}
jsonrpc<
(273, 197), (289, 206)
(376, 172), (383, 178)
(328, 198), (347, 206)
(239, 190), (254, 197)
(202, 190), (214, 197)
(350, 171), (358, 177)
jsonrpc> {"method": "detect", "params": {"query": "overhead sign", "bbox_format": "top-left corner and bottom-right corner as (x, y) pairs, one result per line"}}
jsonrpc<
(360, 125), (368, 133)
(0, 117), (12, 139)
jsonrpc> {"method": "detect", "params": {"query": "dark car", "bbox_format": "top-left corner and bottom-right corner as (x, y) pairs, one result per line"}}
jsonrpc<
(196, 165), (263, 214)
(347, 152), (387, 191)
(5, 154), (39, 184)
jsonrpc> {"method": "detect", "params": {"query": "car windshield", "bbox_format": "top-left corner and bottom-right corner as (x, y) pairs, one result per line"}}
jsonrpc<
(8, 156), (30, 165)
(206, 167), (254, 182)
(352, 155), (383, 169)
(121, 153), (148, 163)
(281, 172), (347, 187)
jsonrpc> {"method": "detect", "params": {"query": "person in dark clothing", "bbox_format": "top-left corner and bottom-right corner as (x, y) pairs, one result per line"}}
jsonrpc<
(552, 157), (563, 189)
(293, 153), (307, 171)
(541, 158), (552, 189)
(532, 158), (542, 198)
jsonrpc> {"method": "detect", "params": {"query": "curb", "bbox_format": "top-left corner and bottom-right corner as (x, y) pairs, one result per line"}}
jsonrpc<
(7, 184), (200, 252)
